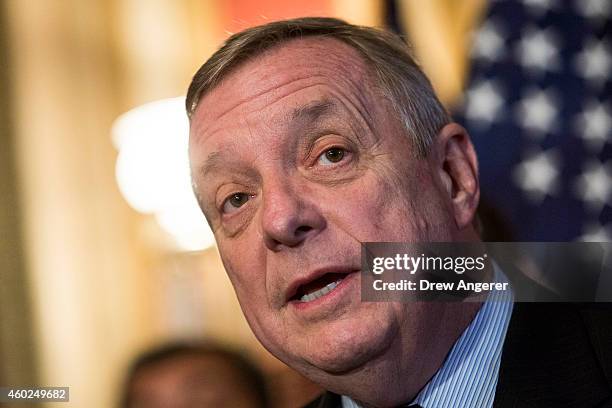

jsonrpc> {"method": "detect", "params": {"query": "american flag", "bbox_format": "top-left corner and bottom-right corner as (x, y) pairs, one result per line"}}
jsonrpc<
(388, 0), (611, 242)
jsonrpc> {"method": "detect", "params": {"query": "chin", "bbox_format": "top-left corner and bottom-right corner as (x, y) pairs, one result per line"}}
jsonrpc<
(297, 307), (399, 375)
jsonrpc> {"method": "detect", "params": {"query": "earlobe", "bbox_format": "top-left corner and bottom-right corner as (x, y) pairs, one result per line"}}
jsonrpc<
(434, 123), (480, 230)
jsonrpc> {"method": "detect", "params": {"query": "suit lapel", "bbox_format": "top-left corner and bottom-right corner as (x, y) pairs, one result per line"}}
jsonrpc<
(494, 303), (612, 407)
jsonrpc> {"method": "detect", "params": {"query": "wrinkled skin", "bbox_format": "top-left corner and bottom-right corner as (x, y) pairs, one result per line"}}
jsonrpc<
(189, 37), (482, 406)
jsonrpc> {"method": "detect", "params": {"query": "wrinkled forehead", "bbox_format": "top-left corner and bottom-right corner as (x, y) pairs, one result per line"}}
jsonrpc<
(189, 37), (384, 139)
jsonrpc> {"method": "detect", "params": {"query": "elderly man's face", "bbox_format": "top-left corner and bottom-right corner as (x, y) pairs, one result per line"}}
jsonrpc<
(190, 38), (479, 397)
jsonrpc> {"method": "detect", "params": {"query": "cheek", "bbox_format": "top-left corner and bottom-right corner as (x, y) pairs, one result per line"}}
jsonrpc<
(216, 237), (283, 332)
(324, 167), (437, 241)
(375, 161), (454, 241)
(217, 238), (267, 304)
(218, 249), (276, 345)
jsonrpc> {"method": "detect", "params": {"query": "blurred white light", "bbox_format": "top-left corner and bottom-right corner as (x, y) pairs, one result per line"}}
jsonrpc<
(112, 96), (215, 251)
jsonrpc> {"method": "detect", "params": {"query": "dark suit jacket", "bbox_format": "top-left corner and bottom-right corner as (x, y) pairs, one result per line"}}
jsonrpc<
(304, 303), (612, 408)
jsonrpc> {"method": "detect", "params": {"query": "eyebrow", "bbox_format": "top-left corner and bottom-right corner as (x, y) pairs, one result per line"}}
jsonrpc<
(291, 99), (337, 123)
(292, 98), (372, 146)
(200, 100), (339, 177)
(200, 151), (227, 178)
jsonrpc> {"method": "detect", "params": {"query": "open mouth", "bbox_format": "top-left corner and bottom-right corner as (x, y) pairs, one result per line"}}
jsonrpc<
(288, 272), (355, 303)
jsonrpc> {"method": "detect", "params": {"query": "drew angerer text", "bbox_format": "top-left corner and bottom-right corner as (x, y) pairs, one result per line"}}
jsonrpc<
(372, 279), (509, 293)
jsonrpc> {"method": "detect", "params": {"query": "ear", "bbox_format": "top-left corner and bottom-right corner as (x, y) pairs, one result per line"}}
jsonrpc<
(431, 123), (480, 230)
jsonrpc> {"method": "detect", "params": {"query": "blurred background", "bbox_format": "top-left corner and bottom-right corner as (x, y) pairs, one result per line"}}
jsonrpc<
(0, 0), (608, 407)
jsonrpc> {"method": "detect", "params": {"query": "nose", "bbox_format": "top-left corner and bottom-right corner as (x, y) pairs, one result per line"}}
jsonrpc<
(260, 180), (326, 251)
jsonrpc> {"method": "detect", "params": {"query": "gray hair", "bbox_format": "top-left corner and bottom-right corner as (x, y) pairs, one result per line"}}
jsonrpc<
(186, 17), (450, 156)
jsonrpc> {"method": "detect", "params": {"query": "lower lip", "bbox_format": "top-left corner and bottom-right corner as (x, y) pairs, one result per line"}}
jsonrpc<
(288, 271), (359, 312)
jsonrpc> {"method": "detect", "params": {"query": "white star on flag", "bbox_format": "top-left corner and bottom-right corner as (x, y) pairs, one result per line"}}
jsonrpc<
(471, 20), (506, 63)
(574, 0), (611, 20)
(574, 38), (612, 87)
(465, 80), (505, 128)
(574, 100), (612, 152)
(516, 26), (561, 73)
(574, 160), (612, 213)
(522, 0), (558, 14)
(515, 87), (559, 137)
(513, 148), (561, 202)
(579, 223), (612, 242)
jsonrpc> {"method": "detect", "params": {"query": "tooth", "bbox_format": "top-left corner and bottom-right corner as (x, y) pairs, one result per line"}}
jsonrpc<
(299, 278), (344, 302)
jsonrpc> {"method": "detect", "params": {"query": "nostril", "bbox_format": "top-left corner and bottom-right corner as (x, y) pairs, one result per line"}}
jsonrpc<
(296, 225), (312, 236)
(266, 225), (313, 251)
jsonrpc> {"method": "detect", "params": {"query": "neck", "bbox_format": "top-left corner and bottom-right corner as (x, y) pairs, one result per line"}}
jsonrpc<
(314, 301), (482, 407)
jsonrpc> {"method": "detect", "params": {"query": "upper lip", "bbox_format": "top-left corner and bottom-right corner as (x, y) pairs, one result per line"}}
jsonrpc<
(284, 266), (359, 303)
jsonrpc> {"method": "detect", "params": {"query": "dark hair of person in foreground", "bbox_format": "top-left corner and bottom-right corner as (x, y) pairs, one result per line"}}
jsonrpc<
(120, 342), (269, 408)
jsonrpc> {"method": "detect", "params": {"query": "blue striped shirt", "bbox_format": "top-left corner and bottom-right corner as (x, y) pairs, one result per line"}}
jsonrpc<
(342, 263), (514, 408)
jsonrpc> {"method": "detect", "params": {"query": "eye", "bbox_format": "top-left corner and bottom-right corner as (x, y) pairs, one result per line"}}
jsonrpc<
(318, 147), (346, 165)
(222, 192), (251, 214)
